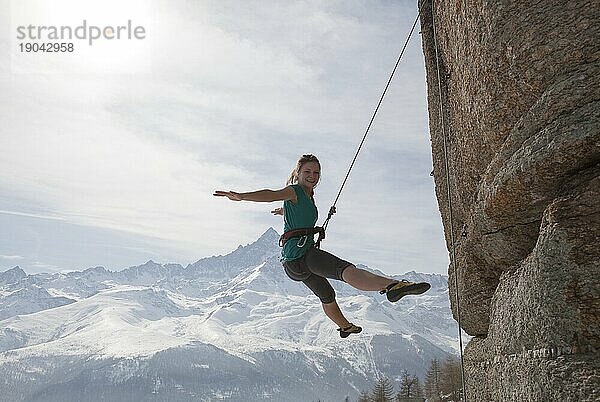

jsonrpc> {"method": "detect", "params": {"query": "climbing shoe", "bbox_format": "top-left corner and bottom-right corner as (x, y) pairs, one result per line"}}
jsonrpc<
(337, 324), (362, 338)
(380, 280), (431, 302)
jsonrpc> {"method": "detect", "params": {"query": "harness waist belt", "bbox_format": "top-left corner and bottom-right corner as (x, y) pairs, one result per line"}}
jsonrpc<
(279, 226), (325, 247)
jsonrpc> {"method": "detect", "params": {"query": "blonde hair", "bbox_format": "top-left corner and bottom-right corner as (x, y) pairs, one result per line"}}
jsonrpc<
(286, 154), (321, 186)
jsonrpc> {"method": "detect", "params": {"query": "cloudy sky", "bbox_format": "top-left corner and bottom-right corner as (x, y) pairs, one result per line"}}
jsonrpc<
(0, 0), (449, 276)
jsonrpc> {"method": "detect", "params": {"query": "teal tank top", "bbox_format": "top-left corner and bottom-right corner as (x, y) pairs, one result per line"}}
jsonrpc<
(281, 184), (318, 262)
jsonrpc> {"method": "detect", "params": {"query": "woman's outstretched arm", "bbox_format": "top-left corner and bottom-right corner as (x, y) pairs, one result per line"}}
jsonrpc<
(214, 187), (296, 203)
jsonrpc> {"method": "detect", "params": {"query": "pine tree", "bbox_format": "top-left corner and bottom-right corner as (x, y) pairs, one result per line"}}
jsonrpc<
(412, 377), (423, 399)
(424, 358), (441, 402)
(397, 370), (423, 401)
(439, 356), (463, 402)
(398, 369), (413, 398)
(371, 376), (395, 402)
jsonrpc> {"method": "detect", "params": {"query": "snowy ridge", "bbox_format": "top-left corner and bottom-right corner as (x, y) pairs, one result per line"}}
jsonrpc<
(0, 228), (457, 402)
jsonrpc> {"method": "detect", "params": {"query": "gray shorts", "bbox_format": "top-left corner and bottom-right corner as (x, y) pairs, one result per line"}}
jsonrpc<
(282, 246), (353, 304)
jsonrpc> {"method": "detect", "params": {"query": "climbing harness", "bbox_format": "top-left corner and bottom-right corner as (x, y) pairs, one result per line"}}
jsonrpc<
(315, 13), (421, 249)
(430, 0), (468, 400)
(279, 226), (325, 248)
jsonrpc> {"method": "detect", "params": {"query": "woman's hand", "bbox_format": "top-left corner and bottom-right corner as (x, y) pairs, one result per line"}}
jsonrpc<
(213, 191), (243, 201)
(271, 207), (283, 216)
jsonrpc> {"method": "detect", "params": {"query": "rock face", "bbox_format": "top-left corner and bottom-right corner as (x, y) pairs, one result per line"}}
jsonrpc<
(418, 0), (599, 400)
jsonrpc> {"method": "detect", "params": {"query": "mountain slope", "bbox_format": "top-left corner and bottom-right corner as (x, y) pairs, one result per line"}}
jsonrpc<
(0, 228), (458, 401)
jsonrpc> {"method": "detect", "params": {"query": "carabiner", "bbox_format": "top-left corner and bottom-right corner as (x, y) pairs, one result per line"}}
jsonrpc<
(296, 235), (308, 248)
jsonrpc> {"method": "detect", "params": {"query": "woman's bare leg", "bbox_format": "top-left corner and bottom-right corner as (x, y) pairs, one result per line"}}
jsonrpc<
(341, 265), (395, 291)
(322, 301), (352, 328)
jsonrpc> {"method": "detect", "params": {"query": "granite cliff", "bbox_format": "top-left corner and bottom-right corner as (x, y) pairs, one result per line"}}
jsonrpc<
(418, 0), (599, 400)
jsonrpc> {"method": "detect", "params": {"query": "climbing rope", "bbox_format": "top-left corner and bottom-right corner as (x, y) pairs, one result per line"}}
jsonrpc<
(317, 13), (421, 245)
(311, 5), (468, 399)
(430, 0), (468, 400)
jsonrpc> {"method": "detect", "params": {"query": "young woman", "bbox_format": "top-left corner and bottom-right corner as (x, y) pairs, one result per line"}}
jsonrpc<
(214, 154), (430, 338)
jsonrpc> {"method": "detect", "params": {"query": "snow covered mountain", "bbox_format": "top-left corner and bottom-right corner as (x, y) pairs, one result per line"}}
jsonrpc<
(0, 228), (458, 402)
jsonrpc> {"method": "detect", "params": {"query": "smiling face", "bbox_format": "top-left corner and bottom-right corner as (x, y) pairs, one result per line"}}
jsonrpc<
(297, 161), (321, 191)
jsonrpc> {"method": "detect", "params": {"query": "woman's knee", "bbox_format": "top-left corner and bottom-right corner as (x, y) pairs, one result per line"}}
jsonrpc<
(340, 264), (357, 282)
(319, 289), (336, 304)
(303, 276), (336, 304)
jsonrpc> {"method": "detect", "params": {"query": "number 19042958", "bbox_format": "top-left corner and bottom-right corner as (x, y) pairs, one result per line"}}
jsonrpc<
(19, 42), (74, 52)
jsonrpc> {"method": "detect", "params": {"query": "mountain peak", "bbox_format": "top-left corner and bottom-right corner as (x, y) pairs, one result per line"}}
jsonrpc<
(216, 228), (280, 257)
(187, 228), (281, 275)
(258, 227), (280, 242)
(0, 266), (27, 285)
(2, 265), (25, 274)
(83, 266), (108, 274)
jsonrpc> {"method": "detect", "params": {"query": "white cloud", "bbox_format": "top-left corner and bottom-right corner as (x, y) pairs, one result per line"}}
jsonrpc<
(0, 0), (448, 274)
(0, 210), (66, 221)
(31, 261), (61, 271)
(0, 255), (25, 260)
